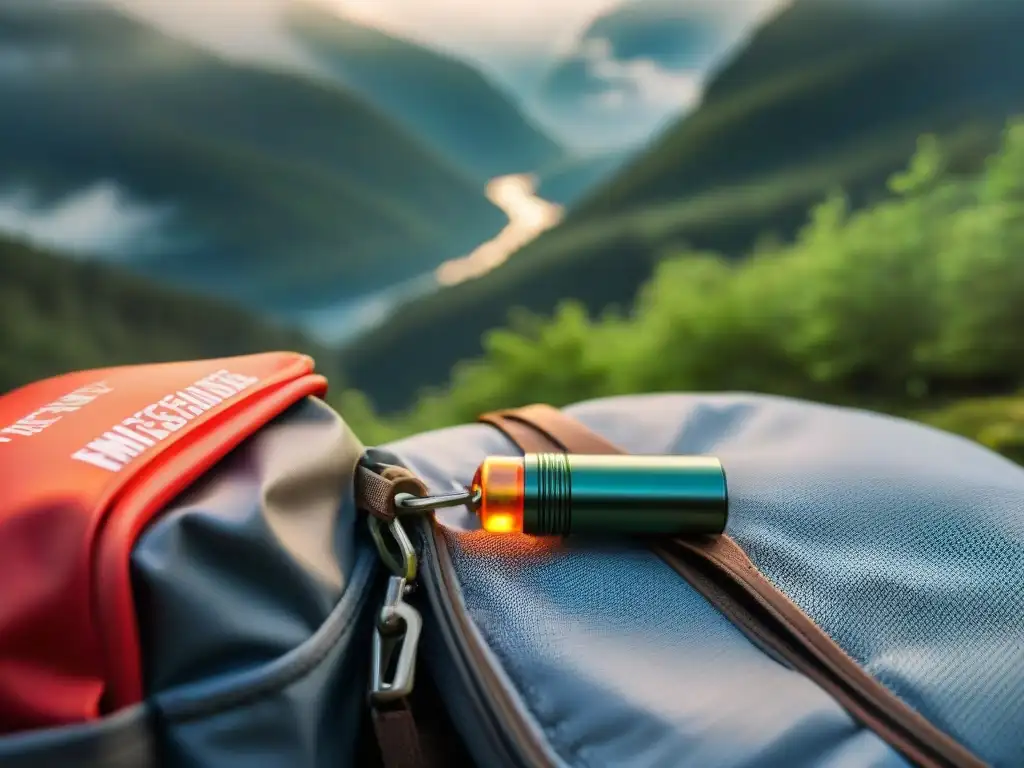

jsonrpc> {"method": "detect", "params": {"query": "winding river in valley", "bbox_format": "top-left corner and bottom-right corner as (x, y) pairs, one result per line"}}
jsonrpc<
(298, 173), (563, 345)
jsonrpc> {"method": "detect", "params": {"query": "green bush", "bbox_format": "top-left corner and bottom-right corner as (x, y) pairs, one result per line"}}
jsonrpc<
(347, 119), (1024, 463)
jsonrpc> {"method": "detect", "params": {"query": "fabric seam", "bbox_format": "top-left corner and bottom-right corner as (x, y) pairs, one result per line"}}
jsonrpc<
(156, 549), (377, 722)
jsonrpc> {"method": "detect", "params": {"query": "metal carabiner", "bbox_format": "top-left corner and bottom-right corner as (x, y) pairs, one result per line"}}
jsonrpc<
(369, 575), (423, 704)
(368, 514), (418, 582)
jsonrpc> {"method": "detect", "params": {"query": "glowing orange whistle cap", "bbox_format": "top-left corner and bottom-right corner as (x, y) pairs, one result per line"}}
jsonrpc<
(472, 455), (525, 534)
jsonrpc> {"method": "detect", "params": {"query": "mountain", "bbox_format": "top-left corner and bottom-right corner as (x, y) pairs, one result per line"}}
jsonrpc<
(284, 1), (563, 181)
(534, 0), (778, 149)
(0, 233), (341, 398)
(535, 150), (633, 206)
(339, 0), (1024, 413)
(0, 1), (504, 312)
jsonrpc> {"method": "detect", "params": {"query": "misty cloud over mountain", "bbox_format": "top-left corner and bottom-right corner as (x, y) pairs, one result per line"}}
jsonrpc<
(0, 182), (176, 259)
(536, 0), (787, 148)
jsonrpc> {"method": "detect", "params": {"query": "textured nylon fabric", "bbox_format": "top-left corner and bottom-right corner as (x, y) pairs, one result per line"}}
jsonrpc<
(152, 550), (376, 768)
(569, 394), (1024, 767)
(0, 396), (376, 768)
(131, 397), (364, 693)
(382, 415), (910, 768)
(0, 705), (155, 768)
(131, 396), (376, 766)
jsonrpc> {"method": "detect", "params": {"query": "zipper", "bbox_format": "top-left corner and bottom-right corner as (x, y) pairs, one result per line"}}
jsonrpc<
(416, 517), (558, 768)
(653, 536), (986, 768)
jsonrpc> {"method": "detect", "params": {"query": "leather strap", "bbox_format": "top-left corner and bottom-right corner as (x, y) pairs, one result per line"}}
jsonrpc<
(371, 704), (430, 768)
(479, 404), (622, 454)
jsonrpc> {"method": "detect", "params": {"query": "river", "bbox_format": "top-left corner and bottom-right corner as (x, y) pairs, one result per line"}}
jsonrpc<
(297, 173), (563, 345)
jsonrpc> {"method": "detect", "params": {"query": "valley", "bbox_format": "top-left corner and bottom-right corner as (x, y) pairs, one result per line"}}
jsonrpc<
(3, 0), (1022, 468)
(297, 173), (564, 345)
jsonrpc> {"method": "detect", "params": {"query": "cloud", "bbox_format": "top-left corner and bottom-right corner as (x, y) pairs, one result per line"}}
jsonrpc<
(325, 0), (789, 81)
(95, 0), (625, 99)
(0, 181), (175, 259)
(101, 0), (623, 93)
(327, 0), (622, 58)
(573, 0), (790, 115)
(579, 38), (705, 111)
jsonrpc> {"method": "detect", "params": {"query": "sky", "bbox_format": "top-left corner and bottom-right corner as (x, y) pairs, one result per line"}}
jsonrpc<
(327, 0), (623, 59)
(103, 0), (628, 94)
(103, 0), (320, 72)
(328, 0), (629, 92)
(330, 0), (784, 57)
(103, 0), (785, 96)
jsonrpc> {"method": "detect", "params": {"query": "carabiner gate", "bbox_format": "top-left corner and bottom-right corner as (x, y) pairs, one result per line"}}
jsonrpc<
(368, 515), (418, 582)
(369, 576), (422, 704)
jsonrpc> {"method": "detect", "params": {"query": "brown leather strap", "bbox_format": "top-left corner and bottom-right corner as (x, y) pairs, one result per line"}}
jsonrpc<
(371, 704), (429, 768)
(479, 404), (622, 454)
(477, 412), (562, 453)
(477, 404), (984, 768)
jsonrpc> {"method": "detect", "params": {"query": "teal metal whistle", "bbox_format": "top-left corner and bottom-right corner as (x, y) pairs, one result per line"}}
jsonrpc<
(469, 453), (728, 537)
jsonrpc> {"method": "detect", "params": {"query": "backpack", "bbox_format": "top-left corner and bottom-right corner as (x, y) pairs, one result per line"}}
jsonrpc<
(0, 354), (1020, 768)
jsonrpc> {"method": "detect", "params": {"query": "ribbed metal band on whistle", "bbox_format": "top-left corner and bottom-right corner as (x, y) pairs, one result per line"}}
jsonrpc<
(524, 452), (572, 536)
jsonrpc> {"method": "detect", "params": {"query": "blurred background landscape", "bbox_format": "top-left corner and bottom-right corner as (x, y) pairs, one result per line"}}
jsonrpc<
(2, 0), (1023, 463)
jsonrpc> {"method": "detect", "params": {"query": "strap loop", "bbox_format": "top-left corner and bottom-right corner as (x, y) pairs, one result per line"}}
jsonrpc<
(357, 464), (428, 523)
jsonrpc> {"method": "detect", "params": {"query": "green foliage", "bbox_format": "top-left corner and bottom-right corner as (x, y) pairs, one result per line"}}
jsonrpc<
(7, 121), (1024, 468)
(346, 121), (1024, 466)
(0, 235), (343, 397)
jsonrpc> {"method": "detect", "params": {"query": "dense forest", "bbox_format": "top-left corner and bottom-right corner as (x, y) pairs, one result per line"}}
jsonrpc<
(0, 235), (343, 395)
(336, 122), (1024, 465)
